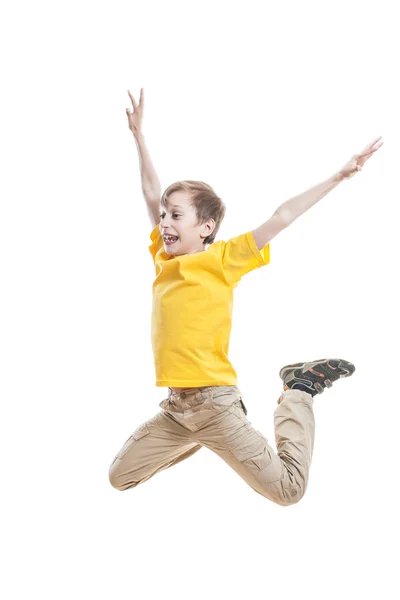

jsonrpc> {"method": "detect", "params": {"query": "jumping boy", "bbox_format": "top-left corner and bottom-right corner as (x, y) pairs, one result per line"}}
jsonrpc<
(109, 88), (383, 506)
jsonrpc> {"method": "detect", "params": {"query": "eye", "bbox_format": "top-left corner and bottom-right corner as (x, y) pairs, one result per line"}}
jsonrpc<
(160, 213), (180, 218)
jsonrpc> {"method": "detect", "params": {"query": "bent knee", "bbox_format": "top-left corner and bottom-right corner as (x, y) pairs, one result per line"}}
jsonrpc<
(108, 469), (123, 490)
(277, 487), (304, 506)
(260, 478), (306, 506)
(274, 470), (309, 506)
(108, 466), (139, 491)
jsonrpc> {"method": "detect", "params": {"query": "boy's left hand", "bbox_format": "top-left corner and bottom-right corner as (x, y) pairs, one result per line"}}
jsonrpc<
(337, 136), (384, 180)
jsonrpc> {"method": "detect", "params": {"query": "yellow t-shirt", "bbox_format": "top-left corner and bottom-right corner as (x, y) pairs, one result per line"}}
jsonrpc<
(149, 225), (270, 387)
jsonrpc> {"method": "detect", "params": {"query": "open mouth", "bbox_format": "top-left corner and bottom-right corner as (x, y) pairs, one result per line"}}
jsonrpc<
(163, 235), (179, 245)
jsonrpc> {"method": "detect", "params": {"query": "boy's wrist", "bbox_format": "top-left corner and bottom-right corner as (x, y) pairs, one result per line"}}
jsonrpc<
(332, 170), (345, 183)
(133, 130), (144, 142)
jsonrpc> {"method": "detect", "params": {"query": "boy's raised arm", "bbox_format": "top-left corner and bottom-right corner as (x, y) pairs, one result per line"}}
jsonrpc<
(252, 136), (383, 251)
(126, 88), (162, 228)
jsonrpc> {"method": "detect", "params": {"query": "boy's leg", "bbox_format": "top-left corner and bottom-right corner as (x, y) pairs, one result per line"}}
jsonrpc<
(109, 409), (202, 491)
(199, 358), (355, 506)
(197, 389), (314, 506)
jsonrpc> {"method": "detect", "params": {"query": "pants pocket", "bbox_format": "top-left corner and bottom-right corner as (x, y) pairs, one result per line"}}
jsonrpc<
(230, 428), (267, 466)
(230, 427), (281, 484)
(211, 388), (243, 412)
(115, 422), (150, 460)
(238, 398), (248, 416)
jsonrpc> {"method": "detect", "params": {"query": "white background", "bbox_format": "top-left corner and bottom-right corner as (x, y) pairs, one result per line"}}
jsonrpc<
(1, 1), (399, 598)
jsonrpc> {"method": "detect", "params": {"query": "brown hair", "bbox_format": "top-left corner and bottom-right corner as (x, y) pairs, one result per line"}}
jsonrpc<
(160, 180), (226, 245)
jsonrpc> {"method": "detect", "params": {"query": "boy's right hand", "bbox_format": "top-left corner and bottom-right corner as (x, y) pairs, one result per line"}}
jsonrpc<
(337, 136), (383, 180)
(126, 88), (144, 137)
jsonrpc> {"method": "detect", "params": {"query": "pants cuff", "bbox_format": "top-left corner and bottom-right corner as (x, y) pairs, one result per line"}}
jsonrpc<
(278, 388), (314, 405)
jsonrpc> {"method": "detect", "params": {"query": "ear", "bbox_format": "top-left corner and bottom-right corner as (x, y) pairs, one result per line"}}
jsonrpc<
(201, 218), (215, 238)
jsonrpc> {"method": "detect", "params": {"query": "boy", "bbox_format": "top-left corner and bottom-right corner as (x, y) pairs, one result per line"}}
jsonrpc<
(109, 88), (383, 506)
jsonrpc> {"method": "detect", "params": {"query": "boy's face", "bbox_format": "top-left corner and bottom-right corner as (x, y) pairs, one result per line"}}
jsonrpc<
(159, 191), (215, 256)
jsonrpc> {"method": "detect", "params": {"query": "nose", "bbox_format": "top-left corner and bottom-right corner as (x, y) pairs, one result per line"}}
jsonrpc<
(161, 215), (174, 229)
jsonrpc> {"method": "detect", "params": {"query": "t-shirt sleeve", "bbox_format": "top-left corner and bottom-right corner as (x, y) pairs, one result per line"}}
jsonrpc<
(148, 225), (163, 261)
(221, 230), (270, 285)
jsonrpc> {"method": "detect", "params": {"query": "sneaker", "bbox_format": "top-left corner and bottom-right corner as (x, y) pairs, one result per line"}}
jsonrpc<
(279, 358), (355, 396)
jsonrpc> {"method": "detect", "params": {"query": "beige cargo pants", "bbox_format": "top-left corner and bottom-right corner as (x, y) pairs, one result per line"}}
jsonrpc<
(108, 385), (315, 506)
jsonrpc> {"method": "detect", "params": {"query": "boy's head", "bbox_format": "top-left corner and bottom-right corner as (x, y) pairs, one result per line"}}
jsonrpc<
(159, 180), (226, 256)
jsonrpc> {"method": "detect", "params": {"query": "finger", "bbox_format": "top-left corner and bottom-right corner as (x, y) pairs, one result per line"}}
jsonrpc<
(359, 141), (384, 159)
(360, 136), (383, 154)
(358, 150), (373, 160)
(368, 139), (384, 152)
(128, 89), (138, 109)
(373, 140), (384, 151)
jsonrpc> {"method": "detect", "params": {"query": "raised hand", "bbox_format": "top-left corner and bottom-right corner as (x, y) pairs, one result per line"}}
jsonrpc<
(126, 88), (144, 137)
(338, 136), (384, 180)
